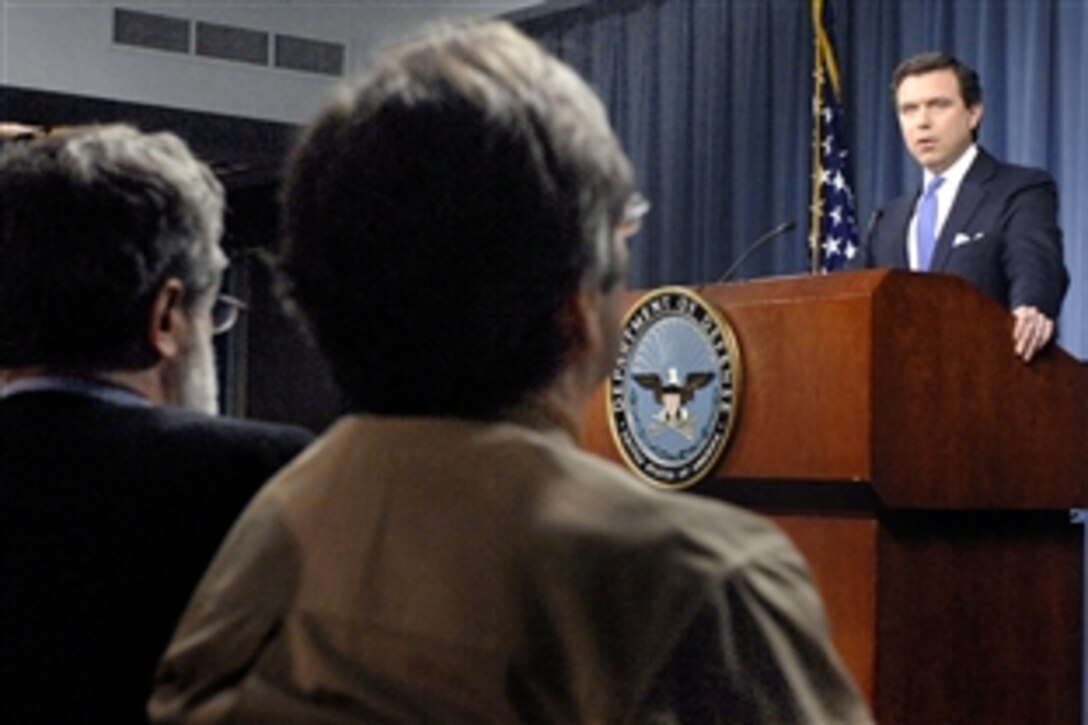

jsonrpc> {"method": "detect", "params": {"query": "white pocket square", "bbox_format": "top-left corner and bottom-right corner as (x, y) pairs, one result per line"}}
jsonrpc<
(952, 231), (985, 247)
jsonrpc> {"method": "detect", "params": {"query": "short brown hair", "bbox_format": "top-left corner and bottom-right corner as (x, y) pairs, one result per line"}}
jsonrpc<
(890, 51), (982, 108)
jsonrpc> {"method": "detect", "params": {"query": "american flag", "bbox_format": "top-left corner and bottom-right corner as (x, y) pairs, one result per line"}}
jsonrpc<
(809, 0), (858, 273)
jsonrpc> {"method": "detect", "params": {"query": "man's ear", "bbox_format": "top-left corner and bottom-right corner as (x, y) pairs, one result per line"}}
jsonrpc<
(563, 285), (603, 360)
(147, 278), (187, 361)
(969, 102), (984, 132)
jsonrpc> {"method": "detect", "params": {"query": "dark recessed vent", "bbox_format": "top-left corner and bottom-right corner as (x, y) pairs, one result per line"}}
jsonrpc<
(275, 34), (345, 77)
(195, 21), (269, 66)
(112, 7), (342, 79)
(113, 8), (190, 54)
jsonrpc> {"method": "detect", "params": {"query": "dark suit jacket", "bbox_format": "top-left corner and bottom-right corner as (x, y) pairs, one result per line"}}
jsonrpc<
(851, 148), (1068, 318)
(0, 391), (313, 724)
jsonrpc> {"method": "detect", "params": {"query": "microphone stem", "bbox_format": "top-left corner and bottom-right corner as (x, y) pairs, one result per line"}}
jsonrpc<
(715, 221), (796, 284)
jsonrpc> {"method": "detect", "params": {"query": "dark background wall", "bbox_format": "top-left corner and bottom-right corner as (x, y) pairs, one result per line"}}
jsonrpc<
(218, 184), (345, 434)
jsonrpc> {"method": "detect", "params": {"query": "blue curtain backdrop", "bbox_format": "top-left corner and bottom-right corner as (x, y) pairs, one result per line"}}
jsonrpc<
(516, 0), (1088, 359)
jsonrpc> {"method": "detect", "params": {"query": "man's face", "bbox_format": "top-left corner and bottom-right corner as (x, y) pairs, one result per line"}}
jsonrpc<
(163, 290), (220, 415)
(593, 223), (632, 382)
(896, 68), (982, 174)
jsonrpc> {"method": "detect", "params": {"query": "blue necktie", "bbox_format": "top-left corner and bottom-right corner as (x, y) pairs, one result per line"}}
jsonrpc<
(917, 176), (944, 270)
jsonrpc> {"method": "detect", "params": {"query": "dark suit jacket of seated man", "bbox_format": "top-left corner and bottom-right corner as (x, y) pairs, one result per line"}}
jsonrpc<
(849, 51), (1068, 363)
(0, 125), (313, 723)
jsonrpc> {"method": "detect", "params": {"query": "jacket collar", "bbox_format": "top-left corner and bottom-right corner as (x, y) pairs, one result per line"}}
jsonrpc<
(928, 148), (998, 271)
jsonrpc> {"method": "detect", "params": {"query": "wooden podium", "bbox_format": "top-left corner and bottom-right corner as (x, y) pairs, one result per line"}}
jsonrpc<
(582, 269), (1088, 723)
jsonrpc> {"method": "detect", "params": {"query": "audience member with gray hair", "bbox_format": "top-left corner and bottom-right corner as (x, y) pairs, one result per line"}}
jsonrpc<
(0, 124), (313, 723)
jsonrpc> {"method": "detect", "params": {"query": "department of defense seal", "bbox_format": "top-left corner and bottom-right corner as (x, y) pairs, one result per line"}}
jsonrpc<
(608, 286), (741, 489)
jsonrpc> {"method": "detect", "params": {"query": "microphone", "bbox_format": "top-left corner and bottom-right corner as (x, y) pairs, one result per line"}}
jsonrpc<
(714, 220), (797, 284)
(864, 208), (883, 241)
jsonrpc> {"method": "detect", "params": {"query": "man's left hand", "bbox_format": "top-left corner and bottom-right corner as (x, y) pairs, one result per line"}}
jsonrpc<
(1012, 305), (1054, 363)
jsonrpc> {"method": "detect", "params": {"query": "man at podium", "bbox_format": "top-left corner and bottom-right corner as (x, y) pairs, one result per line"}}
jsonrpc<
(851, 52), (1068, 363)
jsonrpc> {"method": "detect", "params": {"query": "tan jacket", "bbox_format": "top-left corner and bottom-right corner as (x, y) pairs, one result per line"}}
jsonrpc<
(151, 407), (869, 723)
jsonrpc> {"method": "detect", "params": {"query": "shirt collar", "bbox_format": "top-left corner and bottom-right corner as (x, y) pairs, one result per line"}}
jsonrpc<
(0, 374), (151, 408)
(925, 143), (977, 188)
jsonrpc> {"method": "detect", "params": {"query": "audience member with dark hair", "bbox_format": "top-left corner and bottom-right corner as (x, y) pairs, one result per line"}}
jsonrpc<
(0, 124), (313, 723)
(150, 22), (870, 722)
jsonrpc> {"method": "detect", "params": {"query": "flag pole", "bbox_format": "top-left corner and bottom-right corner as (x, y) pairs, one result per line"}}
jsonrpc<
(808, 0), (825, 275)
(809, 0), (858, 274)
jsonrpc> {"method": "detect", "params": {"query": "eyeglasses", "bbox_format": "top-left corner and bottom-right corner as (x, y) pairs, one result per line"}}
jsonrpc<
(618, 192), (651, 238)
(211, 294), (247, 335)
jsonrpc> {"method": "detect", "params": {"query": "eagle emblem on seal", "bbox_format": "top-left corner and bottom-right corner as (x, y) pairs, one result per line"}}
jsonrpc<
(632, 367), (714, 439)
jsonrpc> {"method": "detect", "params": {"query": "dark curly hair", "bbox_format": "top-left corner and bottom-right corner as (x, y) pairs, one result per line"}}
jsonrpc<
(279, 22), (634, 418)
(0, 125), (225, 371)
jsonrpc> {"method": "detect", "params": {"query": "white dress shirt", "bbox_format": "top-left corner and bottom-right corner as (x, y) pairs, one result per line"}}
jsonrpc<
(909, 144), (978, 270)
